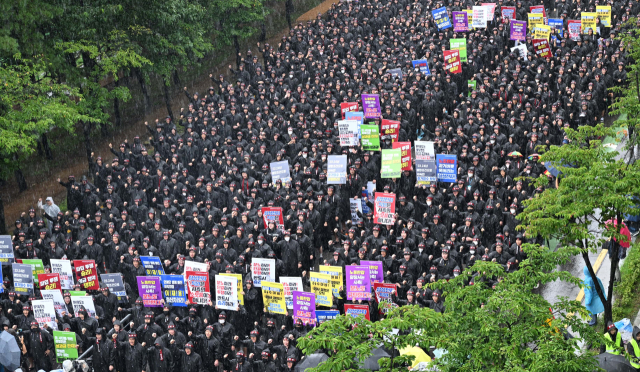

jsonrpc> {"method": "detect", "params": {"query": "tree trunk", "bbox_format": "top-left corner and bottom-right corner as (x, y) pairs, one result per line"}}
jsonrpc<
(83, 121), (94, 169)
(173, 69), (181, 87)
(0, 194), (6, 234)
(113, 79), (122, 127)
(286, 0), (294, 30)
(15, 169), (27, 192)
(42, 133), (53, 160)
(134, 68), (150, 115)
(233, 36), (241, 58)
(163, 82), (174, 122)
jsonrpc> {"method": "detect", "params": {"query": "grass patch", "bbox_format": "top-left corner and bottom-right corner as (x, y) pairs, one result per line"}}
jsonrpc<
(613, 242), (640, 320)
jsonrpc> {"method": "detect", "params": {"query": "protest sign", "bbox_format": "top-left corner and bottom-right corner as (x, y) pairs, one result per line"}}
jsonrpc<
(280, 276), (304, 309)
(361, 94), (381, 119)
(468, 80), (477, 96)
(532, 25), (551, 40)
(338, 120), (359, 146)
(22, 259), (44, 286)
(39, 273), (60, 290)
(528, 13), (544, 29)
(51, 259), (73, 289)
(411, 59), (431, 75)
(581, 12), (597, 34)
(215, 275), (238, 310)
(436, 154), (458, 183)
(350, 198), (363, 224)
(388, 68), (403, 80)
(452, 12), (469, 32)
(54, 331), (78, 363)
(374, 282), (398, 315)
(346, 265), (371, 300)
(251, 258), (275, 287)
(392, 142), (412, 171)
(270, 160), (291, 184)
(415, 141), (437, 184)
(443, 50), (461, 74)
(472, 6), (487, 28)
(344, 304), (371, 321)
(533, 39), (551, 59)
(327, 155), (348, 184)
(310, 272), (333, 307)
(568, 20), (582, 40)
(73, 259), (99, 291)
(185, 271), (210, 305)
(361, 124), (380, 151)
(510, 44), (528, 58)
(374, 192), (396, 225)
(501, 6), (516, 22)
(292, 291), (316, 325)
(71, 296), (96, 318)
(464, 9), (473, 28)
(140, 256), (165, 276)
(12, 263), (34, 295)
(340, 102), (359, 119)
(0, 236), (14, 264)
(319, 265), (343, 299)
(184, 260), (208, 274)
(596, 6), (611, 27)
(510, 20), (527, 40)
(380, 119), (400, 141)
(345, 111), (364, 123)
(137, 276), (163, 307)
(33, 299), (56, 329)
(69, 291), (86, 296)
(432, 7), (452, 29)
(220, 273), (244, 305)
(41, 289), (66, 317)
(361, 260), (384, 283)
(450, 38), (467, 62)
(316, 310), (340, 324)
(529, 4), (546, 17)
(161, 275), (187, 307)
(548, 18), (564, 36)
(261, 207), (284, 231)
(100, 273), (127, 302)
(381, 149), (402, 178)
(262, 281), (287, 315)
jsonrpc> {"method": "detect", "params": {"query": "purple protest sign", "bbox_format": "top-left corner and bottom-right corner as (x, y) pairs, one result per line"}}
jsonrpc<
(361, 94), (381, 119)
(346, 265), (371, 300)
(510, 20), (527, 41)
(136, 276), (163, 307)
(360, 261), (384, 283)
(292, 291), (316, 325)
(452, 11), (469, 32)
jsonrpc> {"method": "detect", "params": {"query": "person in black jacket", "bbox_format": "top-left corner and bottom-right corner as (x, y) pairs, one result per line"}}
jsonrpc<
(178, 342), (204, 372)
(119, 332), (148, 372)
(81, 327), (114, 372)
(147, 337), (175, 372)
(24, 321), (54, 371)
(136, 313), (164, 347)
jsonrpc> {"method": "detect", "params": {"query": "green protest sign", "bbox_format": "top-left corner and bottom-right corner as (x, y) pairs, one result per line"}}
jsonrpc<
(54, 330), (78, 363)
(361, 124), (380, 151)
(381, 149), (402, 178)
(22, 259), (44, 286)
(468, 80), (477, 96)
(69, 291), (86, 296)
(450, 38), (467, 62)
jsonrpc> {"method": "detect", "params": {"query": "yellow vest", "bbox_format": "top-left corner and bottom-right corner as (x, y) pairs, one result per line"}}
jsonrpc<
(604, 332), (622, 355)
(630, 339), (640, 368)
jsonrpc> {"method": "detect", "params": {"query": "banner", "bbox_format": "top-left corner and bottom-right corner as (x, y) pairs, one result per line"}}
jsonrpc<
(310, 272), (333, 307)
(340, 102), (359, 119)
(472, 6), (487, 28)
(0, 236), (14, 264)
(415, 141), (437, 184)
(452, 11), (469, 32)
(528, 13), (544, 29)
(581, 12), (597, 34)
(319, 265), (343, 299)
(432, 7), (452, 29)
(39, 273), (60, 291)
(137, 276), (163, 307)
(450, 38), (467, 63)
(261, 206), (284, 231)
(346, 265), (371, 300)
(350, 198), (363, 224)
(316, 310), (340, 324)
(185, 271), (211, 305)
(33, 299), (56, 329)
(251, 258), (275, 287)
(71, 296), (96, 318)
(22, 259), (44, 286)
(533, 39), (551, 59)
(12, 263), (34, 295)
(361, 260), (384, 283)
(374, 192), (396, 225)
(381, 149), (402, 178)
(220, 273), (244, 305)
(184, 260), (208, 274)
(51, 259), (74, 290)
(215, 275), (238, 310)
(374, 282), (398, 315)
(41, 289), (66, 317)
(73, 260), (99, 291)
(161, 275), (187, 307)
(262, 281), (287, 315)
(280, 276), (304, 309)
(338, 120), (359, 147)
(380, 119), (400, 141)
(270, 160), (291, 184)
(443, 50), (462, 74)
(501, 6), (516, 22)
(532, 25), (551, 40)
(327, 154), (348, 184)
(548, 18), (564, 36)
(140, 256), (165, 276)
(388, 68), (403, 81)
(411, 59), (431, 76)
(54, 331), (78, 363)
(100, 273), (127, 302)
(361, 124), (380, 151)
(344, 304), (371, 321)
(361, 94), (381, 119)
(510, 20), (527, 40)
(436, 154), (458, 183)
(596, 6), (611, 27)
(392, 142), (412, 171)
(529, 5), (546, 18)
(568, 20), (582, 40)
(292, 291), (316, 325)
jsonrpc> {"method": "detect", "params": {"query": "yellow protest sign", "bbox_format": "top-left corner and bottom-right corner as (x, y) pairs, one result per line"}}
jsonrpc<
(220, 273), (243, 305)
(581, 12), (597, 34)
(596, 6), (611, 27)
(319, 265), (343, 298)
(528, 13), (544, 29)
(310, 272), (333, 307)
(532, 25), (551, 40)
(464, 9), (473, 29)
(261, 281), (287, 315)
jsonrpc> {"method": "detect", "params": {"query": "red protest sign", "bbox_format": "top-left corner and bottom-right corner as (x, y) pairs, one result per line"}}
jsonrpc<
(73, 260), (99, 290)
(39, 273), (60, 290)
(374, 282), (398, 315)
(340, 102), (359, 119)
(380, 119), (400, 141)
(344, 304), (371, 321)
(261, 207), (284, 230)
(529, 5), (546, 18)
(533, 39), (551, 59)
(392, 142), (412, 171)
(373, 192), (396, 225)
(444, 50), (462, 74)
(186, 271), (211, 305)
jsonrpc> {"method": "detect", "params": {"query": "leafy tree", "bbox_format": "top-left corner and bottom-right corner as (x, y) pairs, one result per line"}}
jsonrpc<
(299, 245), (602, 371)
(211, 0), (269, 57)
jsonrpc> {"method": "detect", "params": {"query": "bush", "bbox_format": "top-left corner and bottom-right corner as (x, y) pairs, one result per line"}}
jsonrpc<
(613, 242), (640, 319)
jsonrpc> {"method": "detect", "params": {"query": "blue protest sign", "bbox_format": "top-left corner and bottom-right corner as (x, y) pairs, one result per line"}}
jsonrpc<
(0, 235), (15, 264)
(316, 310), (340, 324)
(412, 59), (431, 76)
(100, 273), (127, 303)
(140, 256), (165, 276)
(548, 18), (564, 37)
(432, 7), (452, 29)
(12, 263), (34, 296)
(270, 160), (291, 184)
(327, 155), (347, 184)
(436, 154), (458, 183)
(161, 275), (187, 307)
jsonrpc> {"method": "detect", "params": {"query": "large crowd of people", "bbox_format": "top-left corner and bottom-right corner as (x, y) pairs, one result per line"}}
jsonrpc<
(4, 0), (638, 370)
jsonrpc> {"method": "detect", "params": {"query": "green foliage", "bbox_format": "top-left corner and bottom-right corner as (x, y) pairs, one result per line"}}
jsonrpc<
(211, 0), (269, 46)
(613, 242), (640, 320)
(300, 244), (603, 372)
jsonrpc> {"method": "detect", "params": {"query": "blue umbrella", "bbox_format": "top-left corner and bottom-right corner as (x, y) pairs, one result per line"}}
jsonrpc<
(0, 331), (21, 371)
(544, 162), (561, 178)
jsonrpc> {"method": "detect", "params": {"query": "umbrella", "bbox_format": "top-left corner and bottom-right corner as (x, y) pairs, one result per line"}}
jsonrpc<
(594, 353), (635, 372)
(295, 352), (329, 371)
(528, 153), (540, 161)
(508, 151), (522, 157)
(358, 346), (390, 370)
(0, 331), (21, 371)
(399, 346), (432, 370)
(544, 162), (561, 177)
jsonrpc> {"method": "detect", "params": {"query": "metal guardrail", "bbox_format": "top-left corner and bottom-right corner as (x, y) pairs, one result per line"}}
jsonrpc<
(77, 314), (132, 361)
